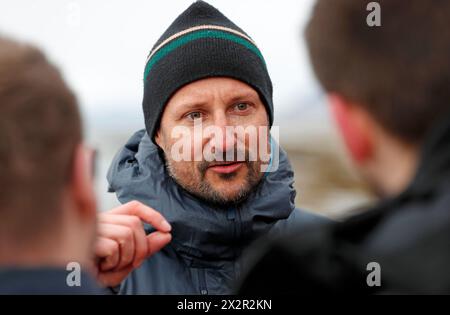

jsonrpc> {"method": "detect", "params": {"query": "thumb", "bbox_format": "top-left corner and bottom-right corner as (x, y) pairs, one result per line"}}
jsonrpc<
(146, 231), (172, 257)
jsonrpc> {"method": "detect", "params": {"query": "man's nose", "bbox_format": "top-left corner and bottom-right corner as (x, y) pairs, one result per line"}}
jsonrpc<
(210, 112), (236, 153)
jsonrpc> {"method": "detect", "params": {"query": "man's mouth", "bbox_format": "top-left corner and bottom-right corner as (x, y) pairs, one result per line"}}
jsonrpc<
(207, 161), (244, 174)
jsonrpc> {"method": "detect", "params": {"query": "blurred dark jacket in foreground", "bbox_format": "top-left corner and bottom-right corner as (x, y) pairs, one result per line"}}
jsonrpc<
(238, 112), (450, 294)
(0, 268), (100, 295)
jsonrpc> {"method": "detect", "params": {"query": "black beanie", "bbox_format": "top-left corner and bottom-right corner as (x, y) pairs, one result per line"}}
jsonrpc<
(142, 0), (274, 143)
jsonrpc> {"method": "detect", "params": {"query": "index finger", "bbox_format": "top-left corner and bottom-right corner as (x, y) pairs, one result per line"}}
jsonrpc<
(108, 201), (172, 233)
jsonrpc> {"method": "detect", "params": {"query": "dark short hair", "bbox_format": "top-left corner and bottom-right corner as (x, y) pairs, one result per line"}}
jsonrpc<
(305, 0), (450, 143)
(0, 36), (82, 244)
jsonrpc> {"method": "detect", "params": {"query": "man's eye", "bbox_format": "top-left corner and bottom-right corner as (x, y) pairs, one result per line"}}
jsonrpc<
(187, 112), (202, 121)
(235, 103), (249, 111)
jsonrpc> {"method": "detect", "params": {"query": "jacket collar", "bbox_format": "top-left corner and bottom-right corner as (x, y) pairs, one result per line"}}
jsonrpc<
(406, 111), (450, 197)
(107, 130), (296, 260)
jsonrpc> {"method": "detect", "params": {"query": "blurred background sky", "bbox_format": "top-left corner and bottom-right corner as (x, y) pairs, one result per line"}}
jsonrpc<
(0, 0), (374, 217)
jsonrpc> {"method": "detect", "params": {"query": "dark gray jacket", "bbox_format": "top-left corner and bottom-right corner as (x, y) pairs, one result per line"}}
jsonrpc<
(107, 130), (327, 294)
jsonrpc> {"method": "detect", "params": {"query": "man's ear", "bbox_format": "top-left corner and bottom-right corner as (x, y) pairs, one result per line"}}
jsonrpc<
(70, 144), (97, 221)
(154, 130), (164, 150)
(328, 93), (374, 164)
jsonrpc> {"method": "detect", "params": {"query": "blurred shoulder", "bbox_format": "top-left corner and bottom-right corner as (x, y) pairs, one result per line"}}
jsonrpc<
(270, 208), (332, 237)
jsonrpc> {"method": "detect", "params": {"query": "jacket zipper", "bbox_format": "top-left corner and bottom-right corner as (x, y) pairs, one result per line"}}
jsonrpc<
(227, 206), (243, 284)
(198, 269), (208, 295)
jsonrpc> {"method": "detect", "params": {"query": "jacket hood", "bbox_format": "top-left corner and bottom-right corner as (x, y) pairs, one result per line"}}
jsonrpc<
(107, 130), (296, 261)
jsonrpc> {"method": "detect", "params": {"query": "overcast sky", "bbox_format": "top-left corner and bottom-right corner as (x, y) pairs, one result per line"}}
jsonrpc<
(0, 0), (337, 210)
(0, 0), (323, 129)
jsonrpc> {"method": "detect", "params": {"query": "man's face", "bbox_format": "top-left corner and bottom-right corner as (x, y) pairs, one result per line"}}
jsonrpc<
(155, 77), (270, 206)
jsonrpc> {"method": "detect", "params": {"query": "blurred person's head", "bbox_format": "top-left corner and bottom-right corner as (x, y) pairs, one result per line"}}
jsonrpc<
(306, 0), (450, 197)
(144, 1), (273, 207)
(0, 36), (97, 267)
